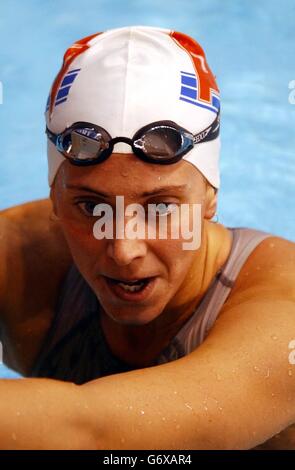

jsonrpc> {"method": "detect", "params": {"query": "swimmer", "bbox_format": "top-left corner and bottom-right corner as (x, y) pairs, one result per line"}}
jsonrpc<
(0, 26), (294, 450)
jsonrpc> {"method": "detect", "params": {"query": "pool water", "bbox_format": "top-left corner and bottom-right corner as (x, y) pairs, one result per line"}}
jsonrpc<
(0, 0), (294, 378)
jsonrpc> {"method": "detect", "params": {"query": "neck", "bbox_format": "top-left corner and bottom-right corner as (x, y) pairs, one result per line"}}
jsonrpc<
(100, 222), (233, 366)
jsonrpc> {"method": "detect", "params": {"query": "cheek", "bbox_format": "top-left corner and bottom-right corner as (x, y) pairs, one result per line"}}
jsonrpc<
(60, 216), (105, 269)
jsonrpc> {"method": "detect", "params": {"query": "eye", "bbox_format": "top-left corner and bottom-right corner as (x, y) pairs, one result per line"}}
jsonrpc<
(148, 202), (179, 217)
(77, 201), (98, 216)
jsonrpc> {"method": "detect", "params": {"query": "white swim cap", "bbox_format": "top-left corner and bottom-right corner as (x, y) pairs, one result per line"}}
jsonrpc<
(45, 25), (220, 188)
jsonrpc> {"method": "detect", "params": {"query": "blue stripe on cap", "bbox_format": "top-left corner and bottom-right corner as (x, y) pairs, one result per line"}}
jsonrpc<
(181, 75), (197, 87)
(61, 73), (78, 87)
(181, 86), (197, 100)
(55, 97), (68, 106)
(45, 94), (50, 111)
(212, 95), (220, 110)
(67, 68), (81, 74)
(56, 85), (71, 101)
(180, 97), (219, 114)
(180, 71), (195, 76)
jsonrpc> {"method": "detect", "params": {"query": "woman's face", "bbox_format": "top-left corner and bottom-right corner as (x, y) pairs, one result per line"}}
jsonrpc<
(51, 153), (209, 326)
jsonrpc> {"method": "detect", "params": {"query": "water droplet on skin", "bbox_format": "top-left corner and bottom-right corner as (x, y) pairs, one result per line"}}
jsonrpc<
(265, 369), (270, 378)
(271, 335), (278, 340)
(269, 243), (275, 248)
(216, 374), (222, 381)
(173, 390), (178, 395)
(271, 393), (275, 397)
(204, 406), (208, 411)
(128, 405), (133, 410)
(158, 176), (161, 180)
(120, 171), (129, 177)
(162, 416), (166, 421)
(288, 370), (293, 376)
(16, 411), (21, 416)
(175, 424), (181, 430)
(184, 402), (193, 410)
(140, 410), (145, 415)
(218, 407), (223, 411)
(253, 365), (259, 372)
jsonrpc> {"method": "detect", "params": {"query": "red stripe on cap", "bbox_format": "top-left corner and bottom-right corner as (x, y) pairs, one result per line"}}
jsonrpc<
(170, 31), (219, 104)
(48, 32), (102, 120)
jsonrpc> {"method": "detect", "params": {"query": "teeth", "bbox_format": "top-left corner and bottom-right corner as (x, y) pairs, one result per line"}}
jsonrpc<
(118, 282), (145, 292)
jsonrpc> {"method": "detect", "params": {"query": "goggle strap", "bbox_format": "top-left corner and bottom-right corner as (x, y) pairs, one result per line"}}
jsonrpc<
(45, 126), (58, 146)
(193, 110), (220, 145)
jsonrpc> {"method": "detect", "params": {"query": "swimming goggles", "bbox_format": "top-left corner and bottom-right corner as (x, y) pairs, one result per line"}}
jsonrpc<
(46, 110), (220, 166)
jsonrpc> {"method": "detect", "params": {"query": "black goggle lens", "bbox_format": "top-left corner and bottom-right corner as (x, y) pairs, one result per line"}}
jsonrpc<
(59, 127), (110, 162)
(134, 126), (185, 160)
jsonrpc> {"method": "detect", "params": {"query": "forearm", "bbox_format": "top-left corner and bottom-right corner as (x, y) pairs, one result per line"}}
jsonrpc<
(0, 366), (238, 450)
(1, 298), (295, 450)
(82, 302), (295, 450)
(0, 368), (231, 450)
(0, 378), (97, 449)
(81, 360), (262, 450)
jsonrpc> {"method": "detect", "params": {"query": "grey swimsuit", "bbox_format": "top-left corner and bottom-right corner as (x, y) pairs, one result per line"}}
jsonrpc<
(29, 227), (272, 384)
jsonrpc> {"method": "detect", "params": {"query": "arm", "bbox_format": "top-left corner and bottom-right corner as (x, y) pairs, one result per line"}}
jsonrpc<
(0, 293), (295, 450)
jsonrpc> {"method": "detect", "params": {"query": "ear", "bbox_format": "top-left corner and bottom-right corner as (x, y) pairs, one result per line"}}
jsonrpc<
(204, 185), (218, 220)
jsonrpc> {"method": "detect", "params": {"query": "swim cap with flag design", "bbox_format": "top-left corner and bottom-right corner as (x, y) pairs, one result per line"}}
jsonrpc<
(45, 25), (221, 188)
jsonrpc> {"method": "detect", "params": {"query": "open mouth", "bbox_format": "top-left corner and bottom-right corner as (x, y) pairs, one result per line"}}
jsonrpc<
(103, 275), (157, 301)
(107, 276), (151, 291)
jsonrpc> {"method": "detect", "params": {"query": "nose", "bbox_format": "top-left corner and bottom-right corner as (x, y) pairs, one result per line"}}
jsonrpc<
(106, 237), (148, 266)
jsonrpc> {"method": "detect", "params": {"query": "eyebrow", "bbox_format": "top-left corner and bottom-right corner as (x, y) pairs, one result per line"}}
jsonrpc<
(65, 184), (188, 198)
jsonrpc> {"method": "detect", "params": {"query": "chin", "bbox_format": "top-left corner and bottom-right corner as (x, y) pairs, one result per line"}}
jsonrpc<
(100, 303), (163, 326)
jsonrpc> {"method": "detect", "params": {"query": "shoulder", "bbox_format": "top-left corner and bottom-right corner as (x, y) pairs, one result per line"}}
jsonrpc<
(227, 232), (295, 306)
(0, 198), (72, 268)
(0, 198), (73, 313)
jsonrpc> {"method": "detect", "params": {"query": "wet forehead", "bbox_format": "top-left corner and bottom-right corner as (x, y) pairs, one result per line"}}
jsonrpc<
(57, 153), (205, 199)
